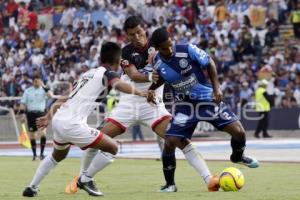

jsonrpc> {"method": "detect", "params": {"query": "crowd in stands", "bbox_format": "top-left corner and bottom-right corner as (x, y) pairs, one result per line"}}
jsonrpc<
(0, 0), (300, 115)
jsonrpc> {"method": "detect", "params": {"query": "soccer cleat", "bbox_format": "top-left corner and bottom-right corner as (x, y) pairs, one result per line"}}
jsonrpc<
(157, 184), (178, 192)
(232, 155), (260, 168)
(77, 177), (103, 196)
(65, 176), (79, 194)
(32, 156), (37, 161)
(22, 186), (38, 197)
(207, 175), (220, 192)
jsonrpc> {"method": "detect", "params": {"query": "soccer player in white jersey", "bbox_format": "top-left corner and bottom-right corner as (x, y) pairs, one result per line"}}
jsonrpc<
(22, 42), (150, 197)
(65, 16), (176, 193)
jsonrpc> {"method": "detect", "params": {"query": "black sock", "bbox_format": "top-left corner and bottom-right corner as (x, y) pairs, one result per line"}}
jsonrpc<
(230, 136), (246, 162)
(40, 136), (46, 156)
(30, 139), (37, 157)
(162, 151), (176, 186)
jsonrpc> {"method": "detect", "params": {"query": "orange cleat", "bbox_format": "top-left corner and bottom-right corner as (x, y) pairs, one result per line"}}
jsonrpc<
(65, 176), (79, 194)
(207, 175), (220, 192)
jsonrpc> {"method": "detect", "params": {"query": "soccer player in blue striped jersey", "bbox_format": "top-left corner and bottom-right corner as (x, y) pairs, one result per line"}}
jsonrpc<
(148, 28), (259, 191)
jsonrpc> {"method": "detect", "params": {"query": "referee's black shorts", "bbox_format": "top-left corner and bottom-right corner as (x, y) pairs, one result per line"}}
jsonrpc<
(26, 111), (46, 132)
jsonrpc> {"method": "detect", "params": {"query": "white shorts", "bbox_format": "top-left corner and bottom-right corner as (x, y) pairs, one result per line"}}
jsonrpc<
(105, 101), (171, 132)
(52, 118), (104, 150)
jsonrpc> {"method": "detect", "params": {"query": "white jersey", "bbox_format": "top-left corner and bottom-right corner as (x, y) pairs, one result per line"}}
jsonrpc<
(54, 67), (107, 123)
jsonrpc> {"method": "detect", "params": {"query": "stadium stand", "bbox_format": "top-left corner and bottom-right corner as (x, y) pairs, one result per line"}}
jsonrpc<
(0, 0), (300, 120)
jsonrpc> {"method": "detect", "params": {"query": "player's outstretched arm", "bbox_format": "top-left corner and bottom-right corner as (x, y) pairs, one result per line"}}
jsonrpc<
(111, 78), (147, 97)
(121, 59), (159, 83)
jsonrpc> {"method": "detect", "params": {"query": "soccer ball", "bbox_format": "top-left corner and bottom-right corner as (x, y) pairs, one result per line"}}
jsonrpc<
(219, 167), (245, 191)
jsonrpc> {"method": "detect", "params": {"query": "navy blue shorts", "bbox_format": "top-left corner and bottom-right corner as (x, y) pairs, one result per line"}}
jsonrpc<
(165, 102), (238, 139)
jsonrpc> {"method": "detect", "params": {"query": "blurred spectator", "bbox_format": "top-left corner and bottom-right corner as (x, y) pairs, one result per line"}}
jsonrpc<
(0, 0), (299, 113)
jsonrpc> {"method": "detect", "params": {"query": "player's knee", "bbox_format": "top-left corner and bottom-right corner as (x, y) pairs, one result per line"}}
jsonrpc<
(52, 152), (67, 162)
(109, 142), (118, 155)
(165, 136), (179, 149)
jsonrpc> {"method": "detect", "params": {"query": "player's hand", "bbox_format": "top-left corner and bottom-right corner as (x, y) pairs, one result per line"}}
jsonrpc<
(138, 90), (148, 97)
(213, 87), (223, 104)
(36, 116), (49, 129)
(120, 59), (130, 68)
(147, 90), (157, 105)
(151, 70), (159, 84)
(147, 49), (157, 65)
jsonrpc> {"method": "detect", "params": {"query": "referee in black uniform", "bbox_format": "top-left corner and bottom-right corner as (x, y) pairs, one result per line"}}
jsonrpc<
(20, 75), (53, 160)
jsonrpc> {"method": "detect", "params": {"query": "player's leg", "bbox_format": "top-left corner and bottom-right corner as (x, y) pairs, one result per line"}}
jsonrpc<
(254, 112), (264, 138)
(159, 104), (219, 192)
(79, 122), (124, 177)
(28, 131), (37, 161)
(37, 128), (47, 160)
(223, 121), (259, 168)
(165, 135), (219, 192)
(76, 132), (118, 196)
(23, 145), (70, 197)
(152, 116), (178, 192)
(65, 119), (127, 194)
(27, 112), (38, 160)
(203, 102), (259, 168)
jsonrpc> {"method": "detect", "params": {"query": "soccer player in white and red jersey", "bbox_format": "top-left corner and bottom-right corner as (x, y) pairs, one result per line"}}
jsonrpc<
(64, 16), (177, 194)
(22, 42), (149, 197)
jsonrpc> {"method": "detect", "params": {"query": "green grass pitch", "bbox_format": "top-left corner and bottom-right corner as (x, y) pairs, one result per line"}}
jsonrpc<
(0, 156), (299, 200)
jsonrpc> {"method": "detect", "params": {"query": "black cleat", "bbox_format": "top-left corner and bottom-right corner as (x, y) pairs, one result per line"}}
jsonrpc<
(32, 156), (37, 161)
(231, 155), (259, 168)
(77, 177), (103, 196)
(22, 187), (38, 197)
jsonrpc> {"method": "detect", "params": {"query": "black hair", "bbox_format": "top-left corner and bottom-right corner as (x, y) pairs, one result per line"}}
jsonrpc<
(123, 16), (143, 32)
(33, 74), (41, 80)
(100, 42), (121, 64)
(150, 28), (170, 48)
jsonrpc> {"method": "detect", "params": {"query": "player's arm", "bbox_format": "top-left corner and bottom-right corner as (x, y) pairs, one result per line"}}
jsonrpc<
(110, 78), (147, 97)
(36, 96), (69, 129)
(121, 59), (159, 83)
(188, 44), (223, 103)
(207, 58), (223, 103)
(147, 73), (165, 104)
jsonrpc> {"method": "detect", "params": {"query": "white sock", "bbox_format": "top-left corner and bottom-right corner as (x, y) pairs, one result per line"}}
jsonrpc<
(80, 148), (98, 175)
(29, 155), (58, 188)
(81, 151), (114, 183)
(182, 143), (212, 185)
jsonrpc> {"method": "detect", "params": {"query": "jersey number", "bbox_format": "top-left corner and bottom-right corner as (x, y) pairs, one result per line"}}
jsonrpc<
(69, 79), (89, 99)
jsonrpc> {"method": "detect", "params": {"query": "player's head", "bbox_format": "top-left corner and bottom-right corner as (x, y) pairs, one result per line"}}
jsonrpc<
(100, 42), (121, 70)
(123, 16), (147, 49)
(151, 28), (173, 59)
(33, 75), (42, 88)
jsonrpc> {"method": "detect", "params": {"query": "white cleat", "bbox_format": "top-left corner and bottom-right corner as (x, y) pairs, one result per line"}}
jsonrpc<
(157, 184), (178, 192)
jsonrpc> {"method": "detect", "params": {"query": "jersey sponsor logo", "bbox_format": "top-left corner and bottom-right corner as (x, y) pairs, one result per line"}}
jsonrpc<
(179, 58), (189, 69)
(181, 65), (192, 75)
(173, 113), (189, 127)
(175, 52), (188, 58)
(172, 74), (198, 93)
(161, 67), (166, 74)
